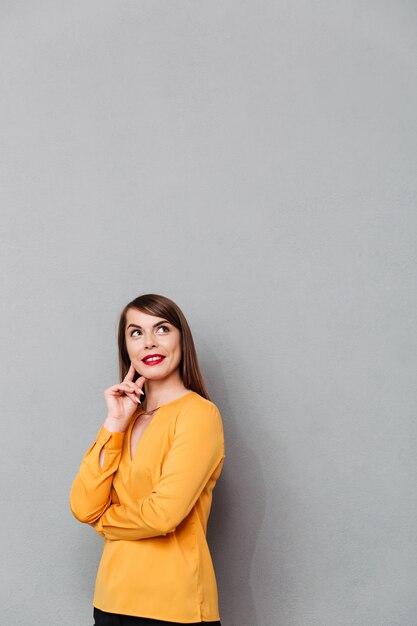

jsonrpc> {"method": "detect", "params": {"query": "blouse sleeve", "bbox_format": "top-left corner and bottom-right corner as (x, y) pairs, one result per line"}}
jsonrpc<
(69, 426), (126, 524)
(91, 402), (225, 541)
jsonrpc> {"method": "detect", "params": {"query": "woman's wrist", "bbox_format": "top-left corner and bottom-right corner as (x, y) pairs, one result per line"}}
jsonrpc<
(103, 417), (128, 432)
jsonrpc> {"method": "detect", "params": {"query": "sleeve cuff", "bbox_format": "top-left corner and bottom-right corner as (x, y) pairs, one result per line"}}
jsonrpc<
(96, 425), (126, 450)
(91, 516), (105, 536)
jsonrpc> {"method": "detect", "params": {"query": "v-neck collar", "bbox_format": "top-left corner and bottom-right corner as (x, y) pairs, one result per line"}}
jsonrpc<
(127, 390), (195, 462)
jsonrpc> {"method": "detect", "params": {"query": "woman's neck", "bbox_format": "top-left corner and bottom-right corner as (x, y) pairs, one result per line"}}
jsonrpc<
(142, 379), (190, 412)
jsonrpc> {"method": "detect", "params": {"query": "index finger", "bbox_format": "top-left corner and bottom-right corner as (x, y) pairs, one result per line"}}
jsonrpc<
(123, 362), (136, 382)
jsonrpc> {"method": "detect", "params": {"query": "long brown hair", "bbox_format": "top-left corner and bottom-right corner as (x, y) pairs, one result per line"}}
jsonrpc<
(116, 294), (211, 401)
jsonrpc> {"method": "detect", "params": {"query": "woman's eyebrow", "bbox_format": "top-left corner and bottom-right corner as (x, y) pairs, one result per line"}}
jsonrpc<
(127, 320), (171, 330)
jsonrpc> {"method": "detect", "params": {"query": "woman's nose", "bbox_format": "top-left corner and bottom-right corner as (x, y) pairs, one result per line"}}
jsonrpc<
(144, 333), (157, 348)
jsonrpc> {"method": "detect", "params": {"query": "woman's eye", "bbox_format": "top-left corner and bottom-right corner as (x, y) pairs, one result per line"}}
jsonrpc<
(130, 325), (169, 337)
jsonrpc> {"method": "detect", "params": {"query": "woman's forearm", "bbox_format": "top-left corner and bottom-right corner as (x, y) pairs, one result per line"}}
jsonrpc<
(70, 424), (126, 523)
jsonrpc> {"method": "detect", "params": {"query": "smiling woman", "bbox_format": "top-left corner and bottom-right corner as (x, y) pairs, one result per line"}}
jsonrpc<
(69, 294), (226, 626)
(125, 311), (184, 392)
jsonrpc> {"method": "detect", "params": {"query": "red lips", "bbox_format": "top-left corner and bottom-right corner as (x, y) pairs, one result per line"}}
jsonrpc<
(142, 354), (166, 366)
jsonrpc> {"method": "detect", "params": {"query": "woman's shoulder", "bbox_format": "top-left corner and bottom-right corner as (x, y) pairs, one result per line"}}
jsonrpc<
(177, 391), (224, 430)
(184, 390), (221, 414)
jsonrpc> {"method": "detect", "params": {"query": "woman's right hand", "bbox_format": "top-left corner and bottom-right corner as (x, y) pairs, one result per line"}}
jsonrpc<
(103, 363), (146, 432)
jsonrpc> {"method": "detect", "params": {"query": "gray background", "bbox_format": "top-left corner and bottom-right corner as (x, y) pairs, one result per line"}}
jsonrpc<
(1, 2), (416, 625)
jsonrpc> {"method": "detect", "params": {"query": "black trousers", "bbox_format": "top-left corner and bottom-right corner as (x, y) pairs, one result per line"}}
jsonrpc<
(93, 607), (222, 626)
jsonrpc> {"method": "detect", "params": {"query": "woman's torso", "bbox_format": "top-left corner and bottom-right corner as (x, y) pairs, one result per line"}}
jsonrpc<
(93, 391), (226, 623)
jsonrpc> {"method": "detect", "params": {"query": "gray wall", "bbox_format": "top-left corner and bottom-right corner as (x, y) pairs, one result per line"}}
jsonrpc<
(1, 2), (416, 625)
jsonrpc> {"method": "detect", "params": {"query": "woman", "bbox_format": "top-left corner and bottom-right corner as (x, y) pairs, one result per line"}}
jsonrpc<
(70, 293), (226, 626)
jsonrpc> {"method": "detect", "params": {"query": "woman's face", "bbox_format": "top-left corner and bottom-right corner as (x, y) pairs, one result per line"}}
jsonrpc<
(125, 309), (182, 382)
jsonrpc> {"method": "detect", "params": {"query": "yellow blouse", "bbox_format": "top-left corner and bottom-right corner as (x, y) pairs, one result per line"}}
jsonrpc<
(69, 390), (226, 623)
